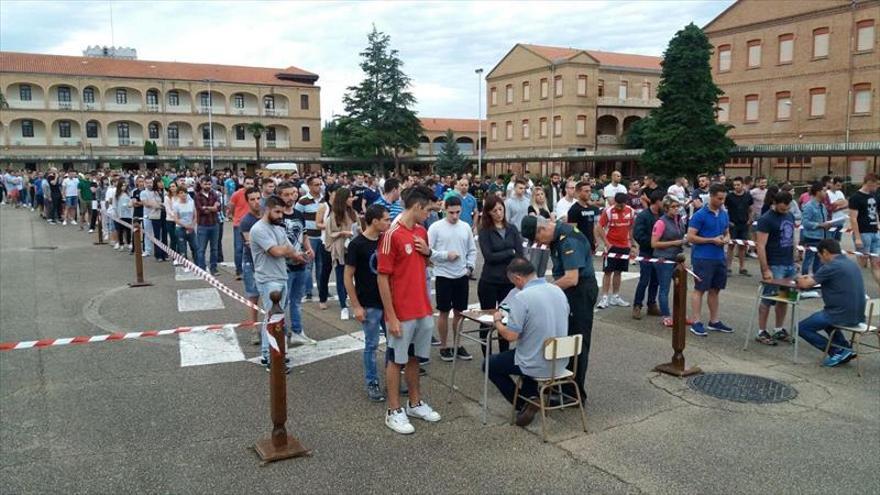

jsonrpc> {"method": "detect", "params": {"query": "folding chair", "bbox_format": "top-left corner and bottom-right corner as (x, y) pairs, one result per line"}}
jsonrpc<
(824, 299), (879, 377)
(511, 334), (587, 442)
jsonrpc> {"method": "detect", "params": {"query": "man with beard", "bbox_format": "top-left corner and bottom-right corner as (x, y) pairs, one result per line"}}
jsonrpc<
(276, 181), (316, 346)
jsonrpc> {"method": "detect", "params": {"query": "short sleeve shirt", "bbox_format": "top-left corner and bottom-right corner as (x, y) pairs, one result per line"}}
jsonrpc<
(598, 205), (635, 248)
(505, 278), (570, 378)
(756, 209), (796, 266)
(249, 220), (290, 284)
(377, 221), (432, 321)
(550, 222), (594, 279)
(229, 188), (250, 227)
(814, 255), (866, 325)
(239, 213), (259, 264)
(848, 190), (878, 234)
(689, 206), (729, 261)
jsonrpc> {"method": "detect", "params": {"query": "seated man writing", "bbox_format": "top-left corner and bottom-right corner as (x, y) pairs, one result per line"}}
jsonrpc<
(796, 239), (866, 367)
(486, 257), (570, 427)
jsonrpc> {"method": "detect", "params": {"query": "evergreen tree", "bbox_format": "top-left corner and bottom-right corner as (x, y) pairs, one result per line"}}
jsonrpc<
(434, 129), (468, 176)
(641, 23), (733, 179)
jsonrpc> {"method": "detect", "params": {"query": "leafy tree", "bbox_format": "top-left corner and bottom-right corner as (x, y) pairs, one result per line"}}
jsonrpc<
(640, 23), (733, 179)
(434, 129), (468, 177)
(143, 140), (158, 155)
(246, 122), (266, 166)
(625, 116), (652, 149)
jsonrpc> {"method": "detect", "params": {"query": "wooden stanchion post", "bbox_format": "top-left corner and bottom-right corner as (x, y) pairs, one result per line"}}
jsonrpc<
(93, 212), (107, 245)
(129, 220), (152, 288)
(254, 291), (310, 463)
(654, 254), (702, 377)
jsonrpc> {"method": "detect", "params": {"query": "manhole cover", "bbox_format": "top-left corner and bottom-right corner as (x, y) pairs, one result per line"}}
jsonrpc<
(686, 373), (797, 404)
(30, 246), (58, 250)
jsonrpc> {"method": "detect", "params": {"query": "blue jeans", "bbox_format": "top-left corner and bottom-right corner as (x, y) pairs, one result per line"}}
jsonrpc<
(856, 232), (880, 256)
(485, 350), (537, 405)
(798, 310), (851, 354)
(196, 224), (219, 272)
(655, 262), (675, 317)
(286, 269), (307, 334)
(258, 280), (289, 362)
(362, 307), (385, 386)
(801, 238), (822, 275)
(335, 263), (348, 309)
(176, 226), (197, 260)
(305, 237), (324, 298)
(633, 258), (659, 307)
(233, 225), (243, 275)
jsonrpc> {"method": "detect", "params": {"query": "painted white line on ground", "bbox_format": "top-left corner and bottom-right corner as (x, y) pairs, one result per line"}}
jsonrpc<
(246, 331), (385, 368)
(179, 325), (246, 367)
(177, 288), (225, 312)
(175, 266), (202, 281)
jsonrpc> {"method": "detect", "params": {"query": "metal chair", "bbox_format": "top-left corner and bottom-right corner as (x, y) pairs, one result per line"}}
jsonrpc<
(824, 299), (879, 377)
(510, 334), (587, 442)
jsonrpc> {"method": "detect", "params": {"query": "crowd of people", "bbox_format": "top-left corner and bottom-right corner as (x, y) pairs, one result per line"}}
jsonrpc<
(2, 164), (875, 433)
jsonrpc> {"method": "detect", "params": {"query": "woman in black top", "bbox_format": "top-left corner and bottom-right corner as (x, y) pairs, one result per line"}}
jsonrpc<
(477, 195), (524, 354)
(528, 186), (553, 220)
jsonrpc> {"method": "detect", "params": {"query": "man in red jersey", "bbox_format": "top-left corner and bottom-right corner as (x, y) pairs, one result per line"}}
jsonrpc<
(595, 192), (636, 309)
(378, 185), (442, 434)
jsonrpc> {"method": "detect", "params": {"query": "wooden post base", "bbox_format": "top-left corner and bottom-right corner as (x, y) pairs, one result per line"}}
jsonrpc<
(128, 282), (153, 288)
(254, 435), (311, 463)
(93, 240), (107, 245)
(654, 362), (703, 378)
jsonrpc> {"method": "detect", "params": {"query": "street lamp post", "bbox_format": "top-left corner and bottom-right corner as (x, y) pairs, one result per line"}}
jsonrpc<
(475, 68), (483, 178)
(205, 79), (215, 174)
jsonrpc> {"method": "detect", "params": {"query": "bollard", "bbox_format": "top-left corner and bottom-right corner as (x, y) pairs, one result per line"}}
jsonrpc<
(254, 291), (310, 463)
(128, 220), (152, 288)
(653, 254), (702, 377)
(93, 212), (107, 245)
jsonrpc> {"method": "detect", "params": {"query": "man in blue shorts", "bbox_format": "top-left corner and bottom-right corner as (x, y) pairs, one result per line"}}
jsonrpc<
(687, 183), (734, 336)
(754, 191), (797, 345)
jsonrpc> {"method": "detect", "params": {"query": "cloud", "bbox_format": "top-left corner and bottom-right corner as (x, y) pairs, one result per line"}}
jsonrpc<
(0, 0), (733, 124)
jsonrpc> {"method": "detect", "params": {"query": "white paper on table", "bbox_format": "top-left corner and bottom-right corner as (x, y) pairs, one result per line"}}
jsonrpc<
(477, 314), (494, 323)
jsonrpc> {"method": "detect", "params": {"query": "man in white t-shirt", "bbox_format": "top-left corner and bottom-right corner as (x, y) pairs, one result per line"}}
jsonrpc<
(602, 171), (627, 207)
(826, 177), (849, 240)
(61, 170), (80, 225)
(553, 179), (577, 219)
(667, 177), (687, 201)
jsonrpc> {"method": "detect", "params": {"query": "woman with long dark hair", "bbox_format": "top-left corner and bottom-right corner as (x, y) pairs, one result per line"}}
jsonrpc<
(315, 183), (338, 309)
(172, 185), (198, 265)
(114, 179), (133, 251)
(142, 177), (168, 261)
(326, 186), (358, 320)
(165, 182), (180, 264)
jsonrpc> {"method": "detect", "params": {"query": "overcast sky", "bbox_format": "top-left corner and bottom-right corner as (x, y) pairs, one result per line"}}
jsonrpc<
(1, 0), (733, 123)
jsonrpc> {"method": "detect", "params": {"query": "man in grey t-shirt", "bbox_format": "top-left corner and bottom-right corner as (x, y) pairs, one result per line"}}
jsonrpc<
(487, 257), (570, 427)
(505, 178), (530, 231)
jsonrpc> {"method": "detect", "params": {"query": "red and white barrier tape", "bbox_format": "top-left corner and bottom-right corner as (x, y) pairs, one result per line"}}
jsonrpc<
(729, 237), (878, 258)
(0, 321), (258, 352)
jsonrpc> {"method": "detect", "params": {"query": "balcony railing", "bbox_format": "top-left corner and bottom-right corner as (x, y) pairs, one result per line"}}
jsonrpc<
(202, 140), (226, 148)
(233, 107), (259, 116)
(265, 140), (276, 149)
(118, 137), (132, 146)
(167, 138), (180, 148)
(83, 102), (98, 111)
(146, 103), (160, 112)
(263, 108), (288, 117)
(57, 139), (82, 147)
(105, 103), (143, 112)
(597, 96), (661, 108)
(10, 100), (46, 109)
(52, 101), (74, 110)
(596, 135), (620, 145)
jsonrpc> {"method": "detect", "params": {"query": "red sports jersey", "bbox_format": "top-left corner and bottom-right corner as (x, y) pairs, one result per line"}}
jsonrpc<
(598, 205), (635, 248)
(377, 220), (433, 321)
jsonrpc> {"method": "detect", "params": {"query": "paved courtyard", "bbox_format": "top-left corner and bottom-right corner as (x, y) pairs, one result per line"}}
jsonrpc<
(1, 206), (878, 494)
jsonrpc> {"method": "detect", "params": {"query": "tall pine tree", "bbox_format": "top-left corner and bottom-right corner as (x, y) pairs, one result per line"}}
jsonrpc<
(434, 129), (468, 177)
(641, 23), (733, 179)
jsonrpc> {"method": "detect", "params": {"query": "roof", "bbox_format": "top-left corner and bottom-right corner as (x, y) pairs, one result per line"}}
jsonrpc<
(419, 118), (484, 134)
(522, 44), (662, 70)
(0, 51), (319, 87)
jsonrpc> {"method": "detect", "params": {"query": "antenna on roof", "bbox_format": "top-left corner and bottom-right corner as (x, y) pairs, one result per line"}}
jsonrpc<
(109, 0), (115, 48)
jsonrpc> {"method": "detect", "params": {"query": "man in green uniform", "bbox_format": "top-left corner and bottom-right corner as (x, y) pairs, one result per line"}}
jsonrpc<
(521, 216), (598, 403)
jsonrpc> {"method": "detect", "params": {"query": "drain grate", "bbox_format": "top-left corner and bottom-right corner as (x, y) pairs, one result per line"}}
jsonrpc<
(30, 246), (58, 250)
(687, 372), (797, 404)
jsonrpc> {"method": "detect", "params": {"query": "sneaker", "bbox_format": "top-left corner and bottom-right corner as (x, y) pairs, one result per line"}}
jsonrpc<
(289, 331), (317, 346)
(646, 304), (662, 316)
(418, 356), (430, 365)
(385, 408), (415, 434)
(114, 243), (121, 250)
(800, 290), (820, 299)
(515, 402), (540, 427)
(88, 229), (94, 233)
(822, 350), (854, 368)
(708, 320), (734, 333)
(405, 400), (441, 422)
(632, 305), (643, 320)
(771, 328), (793, 343)
(63, 220), (68, 225)
(173, 259), (181, 266)
(431, 336), (441, 347)
(251, 332), (261, 345)
(748, 252), (758, 259)
(340, 308), (350, 320)
(689, 322), (708, 337)
(739, 268), (750, 276)
(611, 295), (630, 307)
(596, 295), (609, 309)
(304, 294), (313, 301)
(71, 220), (77, 225)
(47, 219), (55, 224)
(456, 346), (473, 361)
(755, 330), (778, 346)
(367, 382), (385, 402)
(662, 317), (674, 328)
(439, 348), (455, 362)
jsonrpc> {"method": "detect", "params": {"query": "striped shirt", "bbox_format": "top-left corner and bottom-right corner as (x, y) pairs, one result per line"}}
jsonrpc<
(373, 194), (403, 220)
(295, 193), (321, 237)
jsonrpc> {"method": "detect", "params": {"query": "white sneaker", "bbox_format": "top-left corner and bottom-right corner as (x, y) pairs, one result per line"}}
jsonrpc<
(288, 331), (317, 346)
(71, 220), (77, 225)
(341, 308), (350, 320)
(142, 252), (151, 257)
(88, 229), (94, 233)
(63, 220), (68, 225)
(406, 400), (441, 423)
(597, 295), (609, 309)
(612, 295), (630, 307)
(385, 408), (415, 434)
(113, 243), (121, 250)
(800, 290), (820, 299)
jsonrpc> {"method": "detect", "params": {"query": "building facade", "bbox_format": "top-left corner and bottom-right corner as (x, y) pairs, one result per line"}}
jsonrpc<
(705, 0), (879, 180)
(0, 51), (322, 170)
(417, 117), (485, 156)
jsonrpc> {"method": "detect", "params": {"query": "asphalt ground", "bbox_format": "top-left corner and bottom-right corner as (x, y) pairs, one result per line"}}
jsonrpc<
(1, 205), (879, 494)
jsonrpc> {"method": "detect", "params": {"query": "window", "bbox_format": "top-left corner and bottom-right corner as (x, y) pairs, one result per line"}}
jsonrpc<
(86, 121), (98, 138)
(21, 120), (34, 137)
(83, 87), (95, 104)
(490, 122), (497, 140)
(168, 90), (179, 106)
(776, 91), (792, 120)
(146, 90), (158, 106)
(576, 115), (586, 135)
(235, 125), (245, 140)
(641, 82), (651, 100)
(115, 89), (127, 104)
(505, 121), (513, 140)
(522, 81), (530, 101)
(718, 45), (731, 72)
(540, 78), (549, 99)
(745, 94), (759, 122)
(148, 122), (159, 139)
(490, 87), (497, 106)
(301, 126), (311, 142)
(117, 122), (130, 139)
(553, 116), (562, 137)
(200, 92), (212, 107)
(202, 125), (213, 141)
(234, 94), (245, 109)
(778, 34), (794, 64)
(747, 39), (762, 67)
(167, 124), (179, 140)
(300, 94), (309, 110)
(857, 20), (875, 51)
(505, 84), (513, 104)
(57, 86), (71, 102)
(813, 27), (829, 58)
(854, 83), (872, 114)
(717, 97), (730, 122)
(597, 79), (604, 97)
(809, 88), (826, 117)
(263, 95), (275, 109)
(521, 119), (530, 139)
(539, 117), (548, 138)
(577, 75), (587, 96)
(19, 84), (32, 101)
(554, 75), (563, 97)
(618, 81), (628, 99)
(58, 121), (71, 138)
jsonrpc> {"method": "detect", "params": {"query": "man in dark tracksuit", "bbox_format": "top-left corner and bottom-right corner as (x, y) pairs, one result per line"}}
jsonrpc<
(521, 216), (598, 403)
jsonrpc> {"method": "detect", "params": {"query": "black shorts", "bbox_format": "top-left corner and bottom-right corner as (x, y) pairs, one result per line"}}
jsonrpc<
(603, 246), (630, 273)
(730, 223), (750, 240)
(435, 276), (469, 312)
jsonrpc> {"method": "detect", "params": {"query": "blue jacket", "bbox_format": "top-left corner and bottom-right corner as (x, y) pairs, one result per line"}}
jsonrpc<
(801, 199), (827, 241)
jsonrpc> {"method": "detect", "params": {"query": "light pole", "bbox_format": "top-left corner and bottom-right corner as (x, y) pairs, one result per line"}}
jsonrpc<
(205, 79), (215, 173)
(475, 68), (483, 178)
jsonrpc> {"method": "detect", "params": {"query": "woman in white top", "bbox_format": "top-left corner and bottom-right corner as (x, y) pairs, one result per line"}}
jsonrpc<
(114, 179), (133, 251)
(325, 186), (358, 319)
(164, 182), (180, 263)
(142, 178), (168, 262)
(172, 186), (198, 262)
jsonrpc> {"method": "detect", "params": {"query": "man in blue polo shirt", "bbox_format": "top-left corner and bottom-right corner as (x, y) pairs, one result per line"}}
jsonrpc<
(687, 183), (734, 336)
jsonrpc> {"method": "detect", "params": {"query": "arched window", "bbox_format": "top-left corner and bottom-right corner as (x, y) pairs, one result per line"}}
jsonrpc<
(148, 122), (160, 139)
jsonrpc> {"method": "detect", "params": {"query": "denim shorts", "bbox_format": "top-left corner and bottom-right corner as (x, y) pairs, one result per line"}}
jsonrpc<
(693, 258), (727, 292)
(761, 264), (797, 305)
(856, 232), (880, 256)
(242, 261), (258, 298)
(65, 196), (78, 207)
